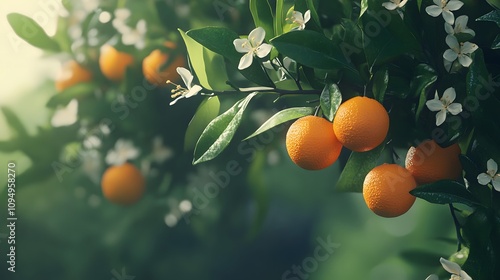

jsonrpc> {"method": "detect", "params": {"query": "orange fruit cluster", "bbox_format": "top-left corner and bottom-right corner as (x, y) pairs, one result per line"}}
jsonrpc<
(143, 42), (186, 86)
(101, 163), (145, 205)
(55, 60), (93, 92)
(284, 95), (462, 218)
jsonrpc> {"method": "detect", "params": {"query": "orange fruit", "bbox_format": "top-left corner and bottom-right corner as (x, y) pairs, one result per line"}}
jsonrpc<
(101, 163), (145, 205)
(142, 42), (186, 86)
(99, 45), (134, 82)
(286, 116), (343, 170)
(333, 96), (389, 152)
(363, 164), (417, 218)
(405, 140), (462, 185)
(55, 60), (93, 92)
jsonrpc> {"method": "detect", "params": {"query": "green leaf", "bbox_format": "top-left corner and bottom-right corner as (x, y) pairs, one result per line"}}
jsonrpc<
(462, 208), (494, 279)
(360, 1), (421, 70)
(250, 0), (275, 41)
(193, 93), (258, 164)
(476, 10), (500, 27)
(492, 34), (500, 49)
(271, 30), (360, 81)
(179, 29), (232, 91)
(411, 64), (437, 121)
(335, 144), (386, 192)
(275, 0), (285, 36)
(7, 13), (60, 51)
(186, 27), (274, 87)
(410, 180), (481, 207)
(184, 97), (221, 151)
(244, 107), (315, 140)
(1, 107), (28, 138)
(46, 83), (97, 108)
(372, 67), (389, 103)
(320, 84), (342, 122)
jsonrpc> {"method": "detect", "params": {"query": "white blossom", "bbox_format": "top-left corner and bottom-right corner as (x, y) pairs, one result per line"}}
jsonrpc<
(288, 10), (311, 30)
(120, 20), (147, 49)
(233, 27), (273, 70)
(151, 136), (174, 163)
(168, 67), (203, 105)
(425, 0), (464, 25)
(443, 35), (478, 69)
(444, 15), (475, 37)
(105, 139), (140, 166)
(477, 159), (500, 191)
(426, 87), (462, 126)
(425, 258), (472, 280)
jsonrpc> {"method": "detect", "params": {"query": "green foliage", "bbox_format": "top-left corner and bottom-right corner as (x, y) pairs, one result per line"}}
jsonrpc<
(7, 13), (60, 52)
(410, 181), (481, 207)
(320, 83), (342, 121)
(193, 93), (257, 164)
(184, 97), (221, 151)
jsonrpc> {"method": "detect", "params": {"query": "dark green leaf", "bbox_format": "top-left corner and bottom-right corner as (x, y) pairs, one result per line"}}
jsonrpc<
(250, 0), (275, 41)
(372, 67), (389, 103)
(7, 13), (60, 51)
(410, 180), (480, 207)
(193, 93), (257, 164)
(320, 84), (342, 122)
(244, 107), (315, 140)
(411, 64), (437, 121)
(335, 144), (386, 192)
(186, 27), (274, 87)
(492, 34), (500, 49)
(184, 97), (221, 151)
(360, 1), (421, 70)
(46, 83), (97, 108)
(462, 208), (494, 279)
(271, 30), (360, 81)
(476, 10), (500, 27)
(275, 0), (285, 36)
(459, 155), (491, 208)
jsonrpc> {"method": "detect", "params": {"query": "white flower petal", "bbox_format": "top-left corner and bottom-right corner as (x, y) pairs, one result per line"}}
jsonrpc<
(492, 176), (500, 191)
(463, 28), (476, 37)
(136, 20), (147, 33)
(458, 55), (473, 67)
(382, 2), (398, 10)
(442, 87), (457, 104)
(169, 95), (185, 106)
(447, 103), (462, 115)
(477, 173), (492, 185)
(446, 35), (460, 50)
(122, 32), (139, 45)
(248, 27), (266, 47)
(446, 0), (464, 11)
(234, 38), (252, 53)
(426, 6), (443, 17)
(399, 0), (409, 7)
(436, 109), (447, 126)
(444, 49), (459, 62)
(455, 15), (468, 29)
(304, 10), (311, 22)
(185, 85), (202, 98)
(51, 99), (78, 127)
(238, 52), (254, 70)
(425, 275), (439, 280)
(256, 43), (273, 58)
(461, 42), (478, 54)
(176, 67), (194, 88)
(445, 22), (454, 34)
(442, 10), (455, 25)
(426, 99), (445, 111)
(459, 269), (473, 280)
(440, 258), (462, 275)
(487, 159), (498, 174)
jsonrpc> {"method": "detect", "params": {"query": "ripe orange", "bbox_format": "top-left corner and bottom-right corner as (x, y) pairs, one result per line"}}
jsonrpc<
(99, 45), (134, 82)
(405, 140), (462, 185)
(333, 96), (389, 152)
(142, 42), (186, 86)
(363, 164), (417, 218)
(101, 163), (145, 205)
(286, 116), (343, 170)
(55, 60), (93, 92)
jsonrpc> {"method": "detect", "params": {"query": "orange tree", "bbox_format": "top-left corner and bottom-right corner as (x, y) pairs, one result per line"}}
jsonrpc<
(164, 0), (500, 278)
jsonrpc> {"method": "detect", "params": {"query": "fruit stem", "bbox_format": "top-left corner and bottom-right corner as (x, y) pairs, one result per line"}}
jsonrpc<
(449, 203), (464, 251)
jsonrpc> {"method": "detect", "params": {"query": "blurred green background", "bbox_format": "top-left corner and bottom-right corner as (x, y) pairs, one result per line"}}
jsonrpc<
(0, 1), (458, 279)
